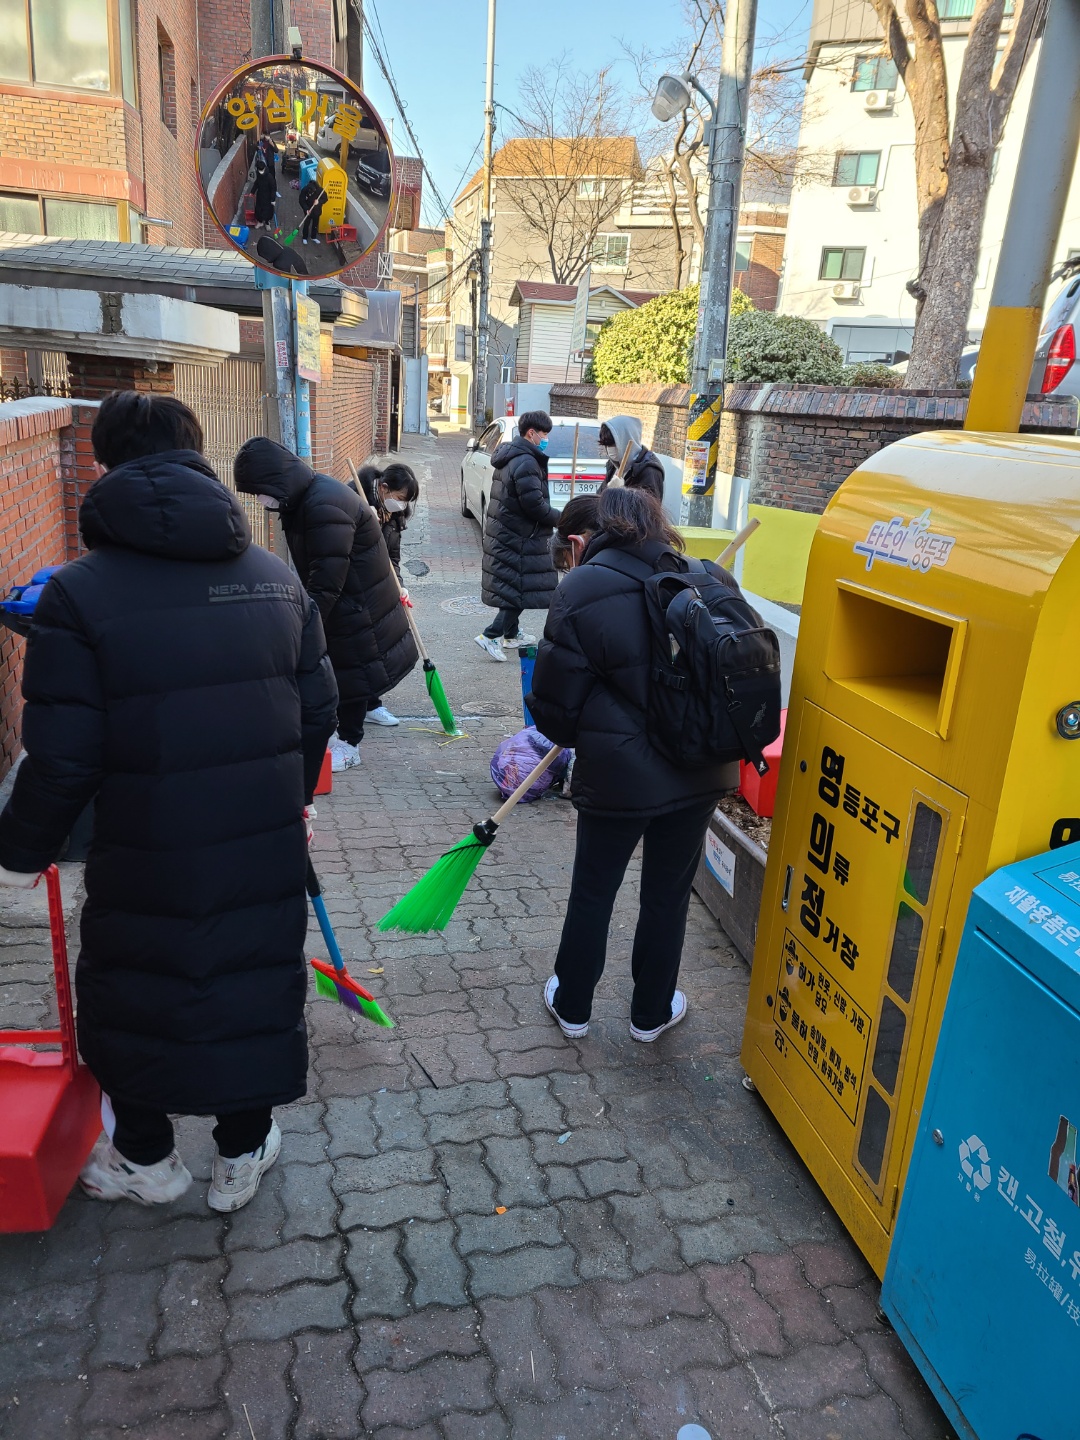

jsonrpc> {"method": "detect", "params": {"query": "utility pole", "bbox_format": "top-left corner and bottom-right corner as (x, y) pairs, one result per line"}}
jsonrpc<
(472, 0), (496, 432)
(654, 0), (758, 525)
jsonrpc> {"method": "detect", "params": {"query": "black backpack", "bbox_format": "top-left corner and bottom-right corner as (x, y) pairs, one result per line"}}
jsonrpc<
(590, 547), (782, 774)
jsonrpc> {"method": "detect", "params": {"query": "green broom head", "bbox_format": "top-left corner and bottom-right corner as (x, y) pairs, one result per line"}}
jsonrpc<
(377, 820), (497, 933)
(423, 659), (460, 736)
(311, 959), (395, 1027)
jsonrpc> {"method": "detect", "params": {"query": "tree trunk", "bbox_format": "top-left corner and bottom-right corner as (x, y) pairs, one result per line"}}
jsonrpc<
(904, 145), (993, 388)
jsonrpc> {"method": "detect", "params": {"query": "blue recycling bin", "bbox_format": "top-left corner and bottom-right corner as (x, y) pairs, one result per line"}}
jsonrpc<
(518, 644), (536, 728)
(881, 842), (1080, 1440)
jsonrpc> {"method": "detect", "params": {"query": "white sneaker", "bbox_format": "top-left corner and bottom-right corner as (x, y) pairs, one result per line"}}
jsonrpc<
(367, 705), (400, 726)
(503, 632), (537, 648)
(474, 634), (507, 662)
(630, 990), (689, 1043)
(79, 1134), (193, 1206)
(207, 1120), (282, 1213)
(544, 975), (589, 1039)
(329, 736), (361, 771)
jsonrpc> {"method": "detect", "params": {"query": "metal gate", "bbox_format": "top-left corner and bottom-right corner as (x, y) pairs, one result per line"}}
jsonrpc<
(174, 358), (271, 548)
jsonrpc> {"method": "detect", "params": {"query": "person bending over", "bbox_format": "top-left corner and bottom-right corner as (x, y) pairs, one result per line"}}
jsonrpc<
(527, 487), (740, 1042)
(0, 391), (337, 1210)
(235, 439), (417, 770)
(355, 461), (421, 727)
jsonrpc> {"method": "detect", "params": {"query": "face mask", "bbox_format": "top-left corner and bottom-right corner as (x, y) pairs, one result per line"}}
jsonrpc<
(601, 443), (620, 461)
(383, 495), (406, 513)
(536, 438), (549, 453)
(256, 494), (279, 511)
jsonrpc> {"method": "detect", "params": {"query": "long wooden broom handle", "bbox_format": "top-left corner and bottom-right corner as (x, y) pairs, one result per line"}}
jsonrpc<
(569, 423), (580, 499)
(716, 516), (760, 568)
(490, 744), (564, 826)
(605, 439), (635, 489)
(347, 458), (431, 663)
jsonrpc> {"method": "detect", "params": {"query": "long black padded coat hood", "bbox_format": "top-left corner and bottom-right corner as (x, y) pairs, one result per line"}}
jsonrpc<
(481, 436), (559, 612)
(527, 533), (740, 817)
(0, 451), (339, 1114)
(234, 439), (417, 705)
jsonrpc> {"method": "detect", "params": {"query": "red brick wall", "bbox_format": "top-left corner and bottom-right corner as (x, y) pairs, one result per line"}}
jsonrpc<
(136, 0), (205, 247)
(332, 353), (375, 477)
(0, 401), (73, 776)
(67, 355), (176, 399)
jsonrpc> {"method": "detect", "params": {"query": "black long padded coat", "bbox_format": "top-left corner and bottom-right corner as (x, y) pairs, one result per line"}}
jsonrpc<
(234, 440), (417, 708)
(0, 451), (339, 1114)
(481, 436), (559, 612)
(526, 534), (740, 818)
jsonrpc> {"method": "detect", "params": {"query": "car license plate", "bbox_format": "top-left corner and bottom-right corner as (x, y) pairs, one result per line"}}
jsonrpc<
(551, 480), (599, 497)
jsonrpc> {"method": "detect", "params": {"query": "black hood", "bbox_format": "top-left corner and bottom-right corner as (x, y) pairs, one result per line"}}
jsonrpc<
(80, 451), (250, 562)
(491, 435), (544, 468)
(234, 438), (316, 510)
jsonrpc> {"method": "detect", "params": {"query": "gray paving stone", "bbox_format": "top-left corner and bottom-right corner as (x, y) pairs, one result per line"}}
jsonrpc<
(292, 1329), (367, 1439)
(417, 1079), (506, 1115)
(226, 1281), (349, 1341)
(225, 1238), (343, 1293)
(506, 1074), (564, 1133)
(577, 1157), (644, 1198)
(402, 1219), (469, 1308)
(426, 1106), (520, 1145)
(371, 1090), (428, 1150)
(679, 1215), (781, 1266)
(156, 1257), (227, 1357)
(467, 1244), (579, 1299)
(434, 1140), (497, 1214)
(345, 1230), (410, 1321)
(334, 1148), (435, 1193)
(339, 1183), (447, 1230)
(608, 1192), (684, 1275)
(324, 1095), (379, 1159)
(362, 1354), (494, 1430)
(90, 1267), (163, 1367)
(280, 1161), (339, 1240)
(457, 1207), (563, 1255)
(543, 1163), (587, 1200)
(482, 1135), (547, 1208)
(532, 1125), (627, 1165)
(558, 1197), (634, 1281)
(225, 1338), (295, 1440)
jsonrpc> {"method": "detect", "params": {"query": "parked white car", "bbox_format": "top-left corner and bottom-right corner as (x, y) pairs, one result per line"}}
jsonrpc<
(460, 417), (607, 525)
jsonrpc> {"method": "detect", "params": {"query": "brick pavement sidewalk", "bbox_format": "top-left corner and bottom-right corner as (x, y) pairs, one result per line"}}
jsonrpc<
(0, 434), (954, 1440)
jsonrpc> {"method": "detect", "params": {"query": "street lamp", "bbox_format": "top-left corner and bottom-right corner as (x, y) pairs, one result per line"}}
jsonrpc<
(649, 0), (758, 527)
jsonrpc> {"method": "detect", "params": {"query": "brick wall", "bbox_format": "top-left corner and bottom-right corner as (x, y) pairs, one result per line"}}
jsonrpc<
(331, 353), (375, 478)
(67, 354), (176, 399)
(0, 400), (77, 776)
(550, 380), (1079, 513)
(137, 0), (205, 247)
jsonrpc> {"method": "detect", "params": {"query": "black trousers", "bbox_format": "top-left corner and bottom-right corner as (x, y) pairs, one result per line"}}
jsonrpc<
(337, 697), (367, 746)
(111, 1099), (273, 1166)
(552, 797), (717, 1031)
(483, 607), (522, 639)
(302, 204), (322, 240)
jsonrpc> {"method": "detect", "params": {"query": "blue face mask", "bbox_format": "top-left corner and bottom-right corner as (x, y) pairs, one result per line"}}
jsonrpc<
(536, 438), (549, 453)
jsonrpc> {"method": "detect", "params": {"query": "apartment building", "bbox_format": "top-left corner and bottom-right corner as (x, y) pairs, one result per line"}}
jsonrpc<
(781, 0), (1080, 362)
(0, 0), (360, 253)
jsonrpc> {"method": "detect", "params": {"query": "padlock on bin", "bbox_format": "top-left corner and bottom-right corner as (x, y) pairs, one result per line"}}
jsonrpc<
(0, 867), (101, 1232)
(741, 430), (1080, 1277)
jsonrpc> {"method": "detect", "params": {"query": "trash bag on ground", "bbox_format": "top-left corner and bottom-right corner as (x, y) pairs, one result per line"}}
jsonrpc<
(490, 726), (571, 803)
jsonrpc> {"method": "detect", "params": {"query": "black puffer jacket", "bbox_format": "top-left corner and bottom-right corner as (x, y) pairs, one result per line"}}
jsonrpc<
(0, 452), (338, 1114)
(602, 448), (666, 504)
(235, 440), (417, 705)
(355, 464), (406, 579)
(481, 437), (559, 612)
(527, 534), (740, 817)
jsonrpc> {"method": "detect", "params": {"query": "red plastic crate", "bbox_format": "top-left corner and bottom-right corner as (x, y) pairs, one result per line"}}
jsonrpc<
(314, 747), (332, 796)
(739, 708), (787, 818)
(0, 867), (101, 1232)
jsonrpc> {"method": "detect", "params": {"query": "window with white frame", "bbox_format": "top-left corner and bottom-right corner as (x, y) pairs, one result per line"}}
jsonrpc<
(0, 0), (138, 96)
(0, 190), (119, 239)
(578, 178), (606, 199)
(591, 233), (630, 269)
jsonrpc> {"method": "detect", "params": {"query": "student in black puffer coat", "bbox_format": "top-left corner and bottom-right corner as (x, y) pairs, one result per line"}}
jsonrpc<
(527, 487), (740, 1044)
(598, 415), (666, 503)
(477, 410), (558, 661)
(0, 392), (338, 1213)
(355, 461), (421, 728)
(234, 438), (418, 769)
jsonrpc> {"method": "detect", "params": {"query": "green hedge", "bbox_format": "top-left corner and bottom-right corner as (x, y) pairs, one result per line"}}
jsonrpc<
(588, 284), (753, 386)
(725, 311), (844, 384)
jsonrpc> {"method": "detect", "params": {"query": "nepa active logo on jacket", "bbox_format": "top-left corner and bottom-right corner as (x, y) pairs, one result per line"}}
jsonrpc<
(208, 582), (298, 603)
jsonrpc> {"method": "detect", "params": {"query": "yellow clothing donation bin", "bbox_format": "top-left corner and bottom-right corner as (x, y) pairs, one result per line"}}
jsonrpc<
(741, 429), (1080, 1277)
(317, 157), (347, 231)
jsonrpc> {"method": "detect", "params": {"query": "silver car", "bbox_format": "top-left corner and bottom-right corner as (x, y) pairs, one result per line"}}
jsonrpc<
(460, 417), (607, 527)
(1031, 266), (1080, 400)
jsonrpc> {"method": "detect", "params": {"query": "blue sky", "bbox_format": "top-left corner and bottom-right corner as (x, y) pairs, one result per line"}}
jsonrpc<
(360, 0), (812, 226)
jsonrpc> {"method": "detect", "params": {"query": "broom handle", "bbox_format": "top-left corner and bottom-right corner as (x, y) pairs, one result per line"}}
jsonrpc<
(347, 458), (431, 663)
(716, 516), (760, 569)
(569, 423), (579, 498)
(490, 744), (564, 826)
(606, 439), (635, 489)
(306, 858), (347, 974)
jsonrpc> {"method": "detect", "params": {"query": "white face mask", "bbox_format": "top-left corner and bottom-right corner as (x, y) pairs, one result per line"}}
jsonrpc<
(601, 443), (620, 461)
(256, 494), (280, 511)
(383, 495), (406, 513)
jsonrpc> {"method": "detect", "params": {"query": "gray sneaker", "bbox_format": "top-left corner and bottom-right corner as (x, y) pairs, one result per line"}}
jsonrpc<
(474, 634), (507, 662)
(502, 631), (538, 647)
(207, 1120), (282, 1213)
(79, 1134), (193, 1206)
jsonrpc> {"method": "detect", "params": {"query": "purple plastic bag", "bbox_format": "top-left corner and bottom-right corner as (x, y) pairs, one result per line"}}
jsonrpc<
(490, 726), (570, 802)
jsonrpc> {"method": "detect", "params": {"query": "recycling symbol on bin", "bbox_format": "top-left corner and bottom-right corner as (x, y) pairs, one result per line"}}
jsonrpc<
(958, 1133), (992, 1197)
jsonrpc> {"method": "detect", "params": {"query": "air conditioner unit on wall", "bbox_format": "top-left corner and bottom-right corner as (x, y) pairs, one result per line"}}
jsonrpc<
(865, 90), (895, 112)
(847, 186), (879, 207)
(832, 281), (860, 300)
